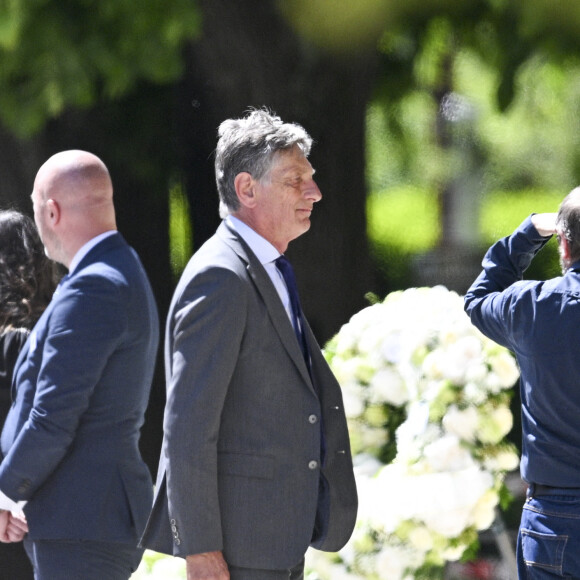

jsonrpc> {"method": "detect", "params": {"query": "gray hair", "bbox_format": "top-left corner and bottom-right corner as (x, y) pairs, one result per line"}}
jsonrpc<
(557, 186), (580, 262)
(215, 108), (313, 216)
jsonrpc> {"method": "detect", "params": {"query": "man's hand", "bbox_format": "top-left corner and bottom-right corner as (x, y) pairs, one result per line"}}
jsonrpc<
(0, 510), (8, 542)
(532, 212), (558, 237)
(186, 551), (229, 580)
(0, 510), (28, 543)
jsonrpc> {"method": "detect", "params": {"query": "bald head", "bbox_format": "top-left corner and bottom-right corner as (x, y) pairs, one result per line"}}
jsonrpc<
(35, 150), (113, 208)
(32, 150), (117, 268)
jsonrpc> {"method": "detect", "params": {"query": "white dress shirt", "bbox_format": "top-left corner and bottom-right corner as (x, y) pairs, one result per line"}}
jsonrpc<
(226, 216), (295, 327)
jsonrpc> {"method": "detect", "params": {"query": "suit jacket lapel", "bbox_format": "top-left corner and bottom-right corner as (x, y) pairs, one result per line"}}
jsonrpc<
(218, 222), (314, 389)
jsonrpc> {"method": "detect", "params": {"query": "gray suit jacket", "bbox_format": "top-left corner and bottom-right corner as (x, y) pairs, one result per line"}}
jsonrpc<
(141, 221), (357, 570)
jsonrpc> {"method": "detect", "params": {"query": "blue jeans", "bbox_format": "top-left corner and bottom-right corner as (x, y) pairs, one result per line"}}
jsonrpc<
(517, 485), (580, 579)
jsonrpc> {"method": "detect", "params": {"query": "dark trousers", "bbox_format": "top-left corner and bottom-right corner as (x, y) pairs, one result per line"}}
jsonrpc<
(0, 542), (34, 580)
(23, 538), (143, 580)
(229, 557), (304, 580)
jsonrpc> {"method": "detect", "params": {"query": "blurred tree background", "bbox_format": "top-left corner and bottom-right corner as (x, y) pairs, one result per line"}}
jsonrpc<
(0, 0), (578, 470)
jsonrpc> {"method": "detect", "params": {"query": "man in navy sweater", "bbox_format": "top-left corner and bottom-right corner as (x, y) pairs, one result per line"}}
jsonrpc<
(465, 187), (580, 579)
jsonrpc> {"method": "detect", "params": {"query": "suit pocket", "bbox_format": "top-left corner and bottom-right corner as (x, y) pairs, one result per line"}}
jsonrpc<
(218, 451), (274, 480)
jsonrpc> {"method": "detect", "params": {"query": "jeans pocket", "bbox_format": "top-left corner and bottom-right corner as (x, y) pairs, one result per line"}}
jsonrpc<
(522, 528), (567, 574)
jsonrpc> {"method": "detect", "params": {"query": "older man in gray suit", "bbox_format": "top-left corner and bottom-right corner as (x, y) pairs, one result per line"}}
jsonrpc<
(140, 109), (357, 579)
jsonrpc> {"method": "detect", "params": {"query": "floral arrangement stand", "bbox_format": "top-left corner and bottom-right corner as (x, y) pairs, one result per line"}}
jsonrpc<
(307, 286), (520, 580)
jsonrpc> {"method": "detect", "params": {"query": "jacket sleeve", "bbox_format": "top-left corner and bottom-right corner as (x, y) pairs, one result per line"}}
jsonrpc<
(163, 266), (247, 557)
(463, 214), (552, 348)
(0, 274), (125, 500)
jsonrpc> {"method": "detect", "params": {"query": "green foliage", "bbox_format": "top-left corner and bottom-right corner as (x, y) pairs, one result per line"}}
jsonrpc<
(0, 0), (201, 136)
(368, 186), (561, 289)
(169, 182), (193, 280)
(367, 185), (440, 252)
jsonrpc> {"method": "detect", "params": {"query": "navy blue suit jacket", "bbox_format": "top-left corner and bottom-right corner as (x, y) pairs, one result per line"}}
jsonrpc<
(0, 233), (159, 544)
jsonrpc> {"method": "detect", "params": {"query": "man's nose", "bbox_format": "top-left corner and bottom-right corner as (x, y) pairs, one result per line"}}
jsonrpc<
(304, 179), (322, 202)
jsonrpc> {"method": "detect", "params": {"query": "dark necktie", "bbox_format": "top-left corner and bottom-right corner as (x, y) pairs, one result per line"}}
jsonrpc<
(275, 255), (310, 370)
(276, 254), (326, 463)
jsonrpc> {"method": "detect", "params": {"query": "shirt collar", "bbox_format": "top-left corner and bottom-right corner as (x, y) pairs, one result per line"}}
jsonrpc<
(68, 230), (117, 275)
(226, 216), (280, 265)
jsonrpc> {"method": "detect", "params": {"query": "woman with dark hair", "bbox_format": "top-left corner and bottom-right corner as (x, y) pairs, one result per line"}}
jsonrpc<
(0, 209), (57, 579)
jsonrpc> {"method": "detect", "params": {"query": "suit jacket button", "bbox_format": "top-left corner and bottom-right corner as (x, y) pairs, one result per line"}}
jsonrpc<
(17, 480), (31, 495)
(308, 460), (318, 470)
(308, 414), (318, 424)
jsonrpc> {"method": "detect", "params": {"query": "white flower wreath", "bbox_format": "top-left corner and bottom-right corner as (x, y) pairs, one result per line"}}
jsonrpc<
(307, 286), (520, 580)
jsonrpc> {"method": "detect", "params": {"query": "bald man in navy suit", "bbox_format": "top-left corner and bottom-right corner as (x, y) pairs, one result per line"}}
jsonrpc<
(0, 151), (159, 579)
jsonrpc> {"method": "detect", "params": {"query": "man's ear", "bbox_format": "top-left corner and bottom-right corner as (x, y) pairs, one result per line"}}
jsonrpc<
(234, 172), (257, 209)
(46, 199), (61, 226)
(560, 234), (572, 261)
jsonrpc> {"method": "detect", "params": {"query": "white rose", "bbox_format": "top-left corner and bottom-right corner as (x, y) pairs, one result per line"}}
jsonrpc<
(470, 489), (499, 530)
(463, 381), (488, 405)
(375, 545), (422, 580)
(489, 351), (520, 388)
(442, 405), (478, 442)
(341, 382), (365, 418)
(423, 434), (474, 472)
(483, 448), (520, 473)
(369, 367), (409, 406)
(477, 406), (513, 444)
(408, 526), (434, 553)
(441, 544), (467, 561)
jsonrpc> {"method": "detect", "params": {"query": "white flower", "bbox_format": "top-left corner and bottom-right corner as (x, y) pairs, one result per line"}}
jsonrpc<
(464, 381), (488, 405)
(315, 286), (520, 579)
(477, 405), (513, 444)
(408, 526), (434, 552)
(470, 489), (499, 530)
(483, 448), (520, 473)
(423, 434), (474, 472)
(489, 351), (520, 388)
(369, 367), (409, 406)
(375, 545), (421, 580)
(442, 405), (478, 442)
(341, 383), (366, 418)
